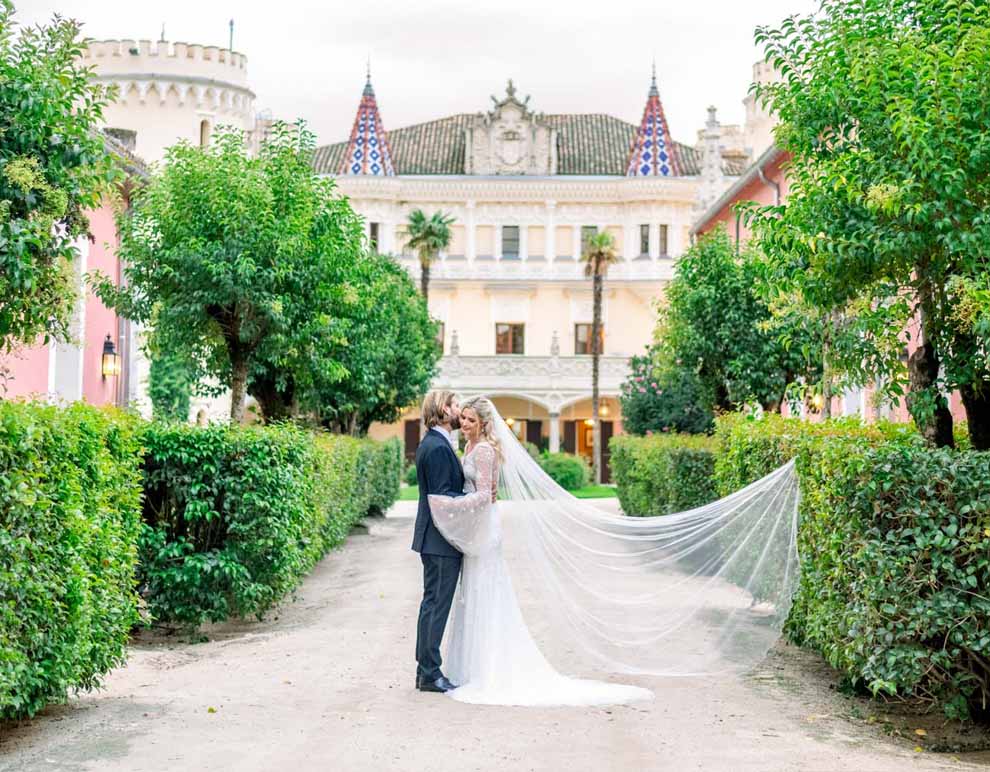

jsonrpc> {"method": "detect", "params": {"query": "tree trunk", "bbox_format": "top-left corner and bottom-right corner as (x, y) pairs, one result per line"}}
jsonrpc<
(229, 355), (248, 424)
(591, 269), (602, 485)
(960, 382), (990, 450)
(906, 340), (954, 448)
(905, 283), (954, 447)
(249, 368), (295, 424)
(420, 257), (430, 305)
(821, 311), (833, 419)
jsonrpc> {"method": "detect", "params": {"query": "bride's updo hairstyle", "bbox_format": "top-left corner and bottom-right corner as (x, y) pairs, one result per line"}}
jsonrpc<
(460, 396), (503, 461)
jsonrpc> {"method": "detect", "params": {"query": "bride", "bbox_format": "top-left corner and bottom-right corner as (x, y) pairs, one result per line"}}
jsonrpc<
(428, 396), (652, 706)
(427, 395), (801, 707)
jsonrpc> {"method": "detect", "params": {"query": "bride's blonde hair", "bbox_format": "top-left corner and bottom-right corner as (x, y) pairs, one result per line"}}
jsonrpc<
(460, 396), (503, 461)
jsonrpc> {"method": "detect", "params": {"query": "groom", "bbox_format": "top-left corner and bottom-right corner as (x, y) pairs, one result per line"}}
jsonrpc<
(412, 390), (465, 693)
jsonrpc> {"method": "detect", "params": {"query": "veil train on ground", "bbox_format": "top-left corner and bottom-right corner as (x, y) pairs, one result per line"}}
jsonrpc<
(485, 408), (801, 678)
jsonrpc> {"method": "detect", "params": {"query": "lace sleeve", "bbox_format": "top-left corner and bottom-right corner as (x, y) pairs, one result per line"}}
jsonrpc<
(427, 444), (498, 555)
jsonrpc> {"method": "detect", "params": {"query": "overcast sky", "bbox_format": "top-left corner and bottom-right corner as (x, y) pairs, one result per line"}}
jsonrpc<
(20, 0), (819, 146)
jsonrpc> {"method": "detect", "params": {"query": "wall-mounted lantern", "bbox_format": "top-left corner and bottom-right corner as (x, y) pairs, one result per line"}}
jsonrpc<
(101, 334), (121, 379)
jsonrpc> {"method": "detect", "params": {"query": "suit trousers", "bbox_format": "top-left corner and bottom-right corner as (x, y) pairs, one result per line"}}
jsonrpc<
(415, 552), (462, 681)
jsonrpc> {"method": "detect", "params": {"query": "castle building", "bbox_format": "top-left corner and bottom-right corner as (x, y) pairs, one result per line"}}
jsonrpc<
(318, 70), (749, 478)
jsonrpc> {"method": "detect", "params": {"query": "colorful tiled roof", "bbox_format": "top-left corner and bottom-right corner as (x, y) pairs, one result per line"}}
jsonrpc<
(314, 111), (732, 177)
(339, 71), (395, 176)
(626, 67), (680, 176)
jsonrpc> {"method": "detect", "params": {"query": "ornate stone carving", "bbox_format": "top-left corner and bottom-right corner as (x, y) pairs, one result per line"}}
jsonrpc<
(465, 80), (557, 176)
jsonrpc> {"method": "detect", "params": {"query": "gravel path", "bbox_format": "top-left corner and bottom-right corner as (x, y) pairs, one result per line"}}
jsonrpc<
(0, 501), (984, 772)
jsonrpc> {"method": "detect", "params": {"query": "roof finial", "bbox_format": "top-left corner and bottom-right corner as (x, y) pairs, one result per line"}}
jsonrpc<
(363, 57), (374, 96)
(649, 58), (659, 97)
(506, 78), (516, 99)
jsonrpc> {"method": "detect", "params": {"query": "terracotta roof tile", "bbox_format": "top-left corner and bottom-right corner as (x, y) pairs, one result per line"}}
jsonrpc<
(314, 113), (739, 177)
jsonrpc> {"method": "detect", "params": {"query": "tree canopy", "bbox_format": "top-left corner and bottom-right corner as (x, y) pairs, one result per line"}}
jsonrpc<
(94, 122), (364, 423)
(747, 0), (990, 447)
(0, 1), (115, 352)
(654, 230), (817, 415)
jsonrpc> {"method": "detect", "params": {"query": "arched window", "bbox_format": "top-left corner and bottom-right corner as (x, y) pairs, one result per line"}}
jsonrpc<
(199, 119), (211, 147)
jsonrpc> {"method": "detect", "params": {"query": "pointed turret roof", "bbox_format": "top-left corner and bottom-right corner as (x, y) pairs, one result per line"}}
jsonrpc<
(626, 64), (680, 177)
(340, 66), (395, 176)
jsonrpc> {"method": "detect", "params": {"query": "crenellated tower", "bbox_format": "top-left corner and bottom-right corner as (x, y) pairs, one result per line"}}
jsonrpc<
(83, 38), (258, 163)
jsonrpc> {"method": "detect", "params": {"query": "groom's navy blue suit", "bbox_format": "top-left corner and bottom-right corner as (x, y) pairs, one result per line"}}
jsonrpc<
(413, 428), (464, 683)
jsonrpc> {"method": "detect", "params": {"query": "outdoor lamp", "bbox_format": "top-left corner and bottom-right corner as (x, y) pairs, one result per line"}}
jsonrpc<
(584, 418), (595, 427)
(506, 418), (515, 426)
(811, 393), (825, 412)
(600, 400), (610, 417)
(101, 334), (121, 379)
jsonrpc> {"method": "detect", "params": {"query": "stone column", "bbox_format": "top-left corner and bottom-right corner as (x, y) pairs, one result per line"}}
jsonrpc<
(572, 224), (582, 260)
(549, 412), (561, 453)
(545, 201), (556, 265)
(519, 224), (528, 261)
(494, 222), (503, 261)
(466, 201), (476, 263)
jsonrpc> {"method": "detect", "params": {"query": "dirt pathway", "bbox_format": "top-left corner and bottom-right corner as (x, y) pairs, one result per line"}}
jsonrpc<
(1, 502), (985, 772)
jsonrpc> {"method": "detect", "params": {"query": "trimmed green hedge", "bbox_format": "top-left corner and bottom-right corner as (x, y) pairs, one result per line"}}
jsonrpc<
(0, 403), (144, 720)
(716, 413), (990, 719)
(538, 452), (589, 490)
(139, 425), (401, 628)
(610, 433), (719, 516)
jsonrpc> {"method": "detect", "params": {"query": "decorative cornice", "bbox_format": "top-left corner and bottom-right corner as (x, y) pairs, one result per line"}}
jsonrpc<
(330, 173), (703, 204)
(94, 72), (256, 100)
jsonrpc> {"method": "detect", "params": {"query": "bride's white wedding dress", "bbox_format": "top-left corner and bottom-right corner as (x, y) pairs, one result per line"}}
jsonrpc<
(429, 441), (653, 707)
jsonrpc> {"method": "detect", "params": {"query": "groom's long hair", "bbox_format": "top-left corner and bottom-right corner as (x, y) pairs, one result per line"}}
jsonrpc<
(422, 390), (458, 430)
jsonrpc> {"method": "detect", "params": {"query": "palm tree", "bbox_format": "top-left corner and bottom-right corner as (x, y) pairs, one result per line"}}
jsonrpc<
(405, 209), (455, 305)
(581, 230), (619, 485)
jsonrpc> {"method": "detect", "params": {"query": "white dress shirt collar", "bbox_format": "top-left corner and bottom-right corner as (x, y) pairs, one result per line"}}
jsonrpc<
(432, 425), (455, 449)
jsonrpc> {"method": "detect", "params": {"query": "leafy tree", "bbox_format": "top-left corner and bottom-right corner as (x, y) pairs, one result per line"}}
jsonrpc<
(656, 230), (817, 414)
(0, 2), (115, 352)
(148, 348), (192, 422)
(94, 122), (362, 423)
(310, 252), (440, 435)
(581, 230), (619, 484)
(405, 209), (453, 304)
(748, 0), (990, 448)
(620, 350), (714, 435)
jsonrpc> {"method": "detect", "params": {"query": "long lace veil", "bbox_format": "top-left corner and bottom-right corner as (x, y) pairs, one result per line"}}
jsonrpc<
(488, 406), (800, 677)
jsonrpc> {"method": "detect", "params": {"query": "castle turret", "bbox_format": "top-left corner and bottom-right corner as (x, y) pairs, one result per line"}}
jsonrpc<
(340, 68), (395, 176)
(626, 65), (680, 177)
(83, 38), (257, 163)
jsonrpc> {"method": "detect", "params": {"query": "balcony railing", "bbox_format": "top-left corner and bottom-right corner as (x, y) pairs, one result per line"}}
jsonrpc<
(433, 354), (631, 412)
(395, 256), (673, 282)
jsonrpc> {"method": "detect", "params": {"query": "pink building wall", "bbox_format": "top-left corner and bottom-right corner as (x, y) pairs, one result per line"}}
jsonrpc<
(1, 199), (125, 406)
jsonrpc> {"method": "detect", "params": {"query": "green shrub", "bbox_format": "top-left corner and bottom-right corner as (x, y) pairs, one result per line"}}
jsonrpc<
(0, 403), (144, 720)
(538, 452), (589, 490)
(715, 413), (990, 719)
(404, 461), (418, 487)
(138, 424), (399, 628)
(610, 433), (718, 516)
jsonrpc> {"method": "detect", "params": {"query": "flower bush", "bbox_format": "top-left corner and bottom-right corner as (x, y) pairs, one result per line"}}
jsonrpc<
(619, 351), (714, 436)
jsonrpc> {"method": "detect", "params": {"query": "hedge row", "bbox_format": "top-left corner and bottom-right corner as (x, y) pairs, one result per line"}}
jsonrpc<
(715, 414), (990, 719)
(610, 433), (719, 516)
(139, 424), (402, 628)
(0, 403), (144, 720)
(0, 403), (402, 719)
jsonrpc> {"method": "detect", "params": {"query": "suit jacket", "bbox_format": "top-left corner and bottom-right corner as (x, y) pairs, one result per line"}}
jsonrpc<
(412, 428), (465, 557)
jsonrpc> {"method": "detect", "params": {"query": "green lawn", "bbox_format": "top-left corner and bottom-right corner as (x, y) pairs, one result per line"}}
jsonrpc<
(399, 484), (617, 501)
